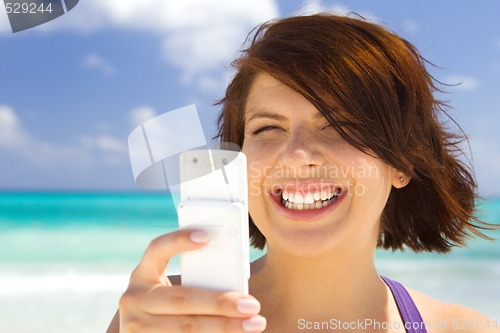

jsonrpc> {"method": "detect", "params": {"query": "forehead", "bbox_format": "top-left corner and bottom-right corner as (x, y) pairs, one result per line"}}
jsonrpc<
(245, 73), (323, 121)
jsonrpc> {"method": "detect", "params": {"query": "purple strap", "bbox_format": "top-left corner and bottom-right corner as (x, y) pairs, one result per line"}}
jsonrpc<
(381, 276), (428, 333)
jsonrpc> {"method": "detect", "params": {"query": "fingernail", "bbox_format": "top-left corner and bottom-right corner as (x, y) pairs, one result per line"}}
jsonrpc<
(236, 299), (261, 314)
(190, 230), (209, 243)
(242, 316), (267, 332)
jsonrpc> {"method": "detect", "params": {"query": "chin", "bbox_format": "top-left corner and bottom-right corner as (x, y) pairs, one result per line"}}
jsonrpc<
(264, 226), (349, 258)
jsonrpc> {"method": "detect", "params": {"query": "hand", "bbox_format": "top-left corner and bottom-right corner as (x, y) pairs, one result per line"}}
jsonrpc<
(118, 229), (266, 332)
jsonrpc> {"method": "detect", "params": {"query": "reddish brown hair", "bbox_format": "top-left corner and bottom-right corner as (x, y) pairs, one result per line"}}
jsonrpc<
(215, 13), (492, 252)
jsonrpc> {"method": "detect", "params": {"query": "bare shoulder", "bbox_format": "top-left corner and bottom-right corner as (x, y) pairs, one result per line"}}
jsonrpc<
(406, 287), (499, 333)
(168, 274), (181, 286)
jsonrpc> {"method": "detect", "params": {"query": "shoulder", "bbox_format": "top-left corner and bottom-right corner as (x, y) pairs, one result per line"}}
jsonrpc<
(407, 288), (499, 333)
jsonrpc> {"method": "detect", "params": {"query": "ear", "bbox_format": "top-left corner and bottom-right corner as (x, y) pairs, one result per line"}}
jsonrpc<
(392, 172), (411, 189)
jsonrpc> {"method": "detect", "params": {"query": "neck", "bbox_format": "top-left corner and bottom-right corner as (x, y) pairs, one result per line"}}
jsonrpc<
(250, 241), (388, 325)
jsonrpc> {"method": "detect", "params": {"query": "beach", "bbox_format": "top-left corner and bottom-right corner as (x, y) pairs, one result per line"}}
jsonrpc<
(0, 192), (498, 332)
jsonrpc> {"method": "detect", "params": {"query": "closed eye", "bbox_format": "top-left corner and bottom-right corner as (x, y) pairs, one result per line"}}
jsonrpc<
(251, 125), (284, 136)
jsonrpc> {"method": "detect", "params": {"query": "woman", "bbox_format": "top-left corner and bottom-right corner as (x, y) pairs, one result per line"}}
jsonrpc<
(108, 13), (498, 332)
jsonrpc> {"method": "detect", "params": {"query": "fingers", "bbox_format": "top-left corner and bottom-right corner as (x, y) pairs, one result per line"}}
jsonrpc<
(120, 285), (266, 332)
(132, 229), (209, 284)
(140, 287), (261, 317)
(119, 229), (267, 332)
(120, 313), (267, 333)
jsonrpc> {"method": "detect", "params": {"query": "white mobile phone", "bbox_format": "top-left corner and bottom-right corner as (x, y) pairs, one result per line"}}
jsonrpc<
(177, 149), (250, 293)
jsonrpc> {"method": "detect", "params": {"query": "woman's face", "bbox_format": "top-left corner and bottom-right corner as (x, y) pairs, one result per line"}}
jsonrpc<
(242, 73), (401, 257)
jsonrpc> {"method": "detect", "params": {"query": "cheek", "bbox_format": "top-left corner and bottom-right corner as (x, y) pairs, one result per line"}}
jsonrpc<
(243, 152), (264, 199)
(247, 161), (264, 198)
(243, 142), (278, 223)
(245, 162), (268, 226)
(351, 157), (394, 202)
(243, 141), (275, 195)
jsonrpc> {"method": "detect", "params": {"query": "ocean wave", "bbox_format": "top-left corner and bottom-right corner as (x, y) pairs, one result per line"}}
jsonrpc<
(0, 271), (131, 295)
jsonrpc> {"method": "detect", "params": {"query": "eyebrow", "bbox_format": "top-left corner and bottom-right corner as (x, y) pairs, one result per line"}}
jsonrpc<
(246, 110), (327, 123)
(246, 111), (287, 123)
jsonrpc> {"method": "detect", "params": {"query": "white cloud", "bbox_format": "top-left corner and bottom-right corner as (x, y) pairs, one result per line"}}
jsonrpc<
(0, 105), (31, 147)
(0, 105), (127, 168)
(402, 19), (421, 35)
(296, 0), (351, 16)
(32, 0), (279, 91)
(296, 0), (329, 15)
(129, 106), (157, 128)
(296, 0), (380, 23)
(444, 76), (480, 91)
(461, 117), (500, 196)
(198, 74), (225, 93)
(80, 134), (126, 153)
(469, 138), (500, 197)
(82, 53), (117, 77)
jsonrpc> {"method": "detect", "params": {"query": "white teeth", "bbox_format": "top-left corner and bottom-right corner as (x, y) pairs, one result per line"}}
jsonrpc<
(320, 190), (329, 200)
(281, 195), (339, 210)
(279, 187), (344, 210)
(304, 192), (314, 204)
(294, 192), (304, 204)
(283, 190), (335, 204)
(281, 191), (339, 205)
(282, 190), (289, 201)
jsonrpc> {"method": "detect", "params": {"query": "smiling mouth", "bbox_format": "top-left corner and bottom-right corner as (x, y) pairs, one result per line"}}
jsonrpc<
(277, 186), (344, 210)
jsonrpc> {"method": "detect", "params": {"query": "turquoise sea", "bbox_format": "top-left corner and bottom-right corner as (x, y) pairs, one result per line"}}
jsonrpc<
(0, 192), (499, 332)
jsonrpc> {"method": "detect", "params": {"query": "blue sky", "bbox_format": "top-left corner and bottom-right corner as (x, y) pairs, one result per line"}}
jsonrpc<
(1, 0), (499, 196)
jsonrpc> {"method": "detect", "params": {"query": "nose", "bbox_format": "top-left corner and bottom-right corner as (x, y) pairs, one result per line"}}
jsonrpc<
(278, 127), (325, 172)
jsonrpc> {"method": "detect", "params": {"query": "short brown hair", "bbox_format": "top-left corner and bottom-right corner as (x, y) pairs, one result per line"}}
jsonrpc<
(215, 13), (493, 252)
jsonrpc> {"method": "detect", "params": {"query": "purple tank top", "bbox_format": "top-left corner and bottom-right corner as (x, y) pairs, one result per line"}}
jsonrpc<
(381, 276), (428, 333)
